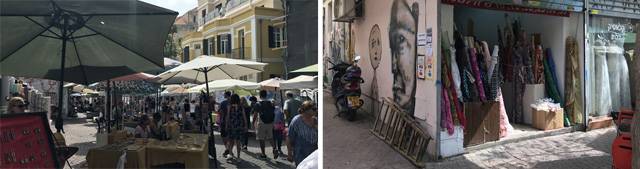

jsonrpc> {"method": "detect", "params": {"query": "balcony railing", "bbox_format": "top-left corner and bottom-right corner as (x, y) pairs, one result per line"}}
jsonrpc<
(226, 0), (250, 12)
(201, 0), (251, 24)
(215, 47), (251, 59)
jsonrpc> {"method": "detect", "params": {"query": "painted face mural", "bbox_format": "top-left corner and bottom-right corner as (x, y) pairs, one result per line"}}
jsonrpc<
(389, 0), (419, 113)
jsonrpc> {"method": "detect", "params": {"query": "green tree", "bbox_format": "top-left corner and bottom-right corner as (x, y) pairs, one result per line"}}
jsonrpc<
(164, 25), (178, 59)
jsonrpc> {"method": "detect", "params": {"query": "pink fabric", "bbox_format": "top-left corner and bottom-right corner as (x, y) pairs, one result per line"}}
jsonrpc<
(442, 88), (454, 135)
(498, 90), (513, 138)
(469, 48), (487, 102)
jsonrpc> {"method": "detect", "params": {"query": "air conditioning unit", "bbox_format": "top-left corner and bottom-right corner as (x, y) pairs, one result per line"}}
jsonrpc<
(333, 0), (362, 22)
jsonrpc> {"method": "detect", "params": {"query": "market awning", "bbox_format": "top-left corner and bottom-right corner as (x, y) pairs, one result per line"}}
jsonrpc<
(281, 75), (318, 90)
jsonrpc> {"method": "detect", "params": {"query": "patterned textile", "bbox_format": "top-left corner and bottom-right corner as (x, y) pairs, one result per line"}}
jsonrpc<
(564, 36), (583, 125)
(534, 45), (545, 84)
(487, 46), (501, 101)
(469, 47), (487, 102)
(442, 35), (466, 129)
(454, 30), (474, 101)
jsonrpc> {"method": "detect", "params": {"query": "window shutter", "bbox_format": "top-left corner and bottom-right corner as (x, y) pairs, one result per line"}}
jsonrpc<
(268, 26), (275, 48)
(202, 39), (208, 55)
(216, 35), (221, 54)
(183, 46), (189, 62)
(226, 34), (232, 54)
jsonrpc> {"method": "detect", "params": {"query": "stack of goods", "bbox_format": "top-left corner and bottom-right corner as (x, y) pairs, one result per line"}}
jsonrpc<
(530, 98), (564, 130)
(440, 23), (508, 135)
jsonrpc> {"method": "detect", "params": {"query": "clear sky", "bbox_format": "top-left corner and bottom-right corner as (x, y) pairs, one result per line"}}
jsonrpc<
(140, 0), (197, 15)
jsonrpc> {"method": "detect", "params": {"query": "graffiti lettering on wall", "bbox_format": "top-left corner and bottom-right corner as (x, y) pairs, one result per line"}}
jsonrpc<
(389, 0), (419, 114)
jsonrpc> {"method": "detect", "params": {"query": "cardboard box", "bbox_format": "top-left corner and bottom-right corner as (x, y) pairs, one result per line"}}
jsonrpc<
(523, 84), (546, 124)
(532, 108), (564, 130)
(464, 101), (500, 147)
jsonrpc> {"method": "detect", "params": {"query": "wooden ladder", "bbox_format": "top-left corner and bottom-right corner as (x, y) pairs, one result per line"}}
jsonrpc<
(370, 98), (432, 167)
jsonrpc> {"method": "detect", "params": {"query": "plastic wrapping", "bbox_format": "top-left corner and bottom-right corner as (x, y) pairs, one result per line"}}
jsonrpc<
(606, 49), (632, 111)
(594, 44), (612, 116)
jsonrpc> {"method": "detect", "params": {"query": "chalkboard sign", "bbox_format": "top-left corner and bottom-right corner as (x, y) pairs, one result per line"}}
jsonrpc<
(0, 112), (60, 168)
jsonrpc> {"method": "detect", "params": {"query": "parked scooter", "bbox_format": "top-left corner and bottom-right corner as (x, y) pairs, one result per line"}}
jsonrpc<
(329, 56), (364, 121)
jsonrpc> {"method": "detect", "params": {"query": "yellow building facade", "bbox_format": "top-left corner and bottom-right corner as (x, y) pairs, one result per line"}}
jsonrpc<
(178, 0), (286, 82)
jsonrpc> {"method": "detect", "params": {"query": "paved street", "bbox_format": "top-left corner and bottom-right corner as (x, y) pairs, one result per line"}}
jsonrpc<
(51, 113), (295, 169)
(323, 91), (615, 169)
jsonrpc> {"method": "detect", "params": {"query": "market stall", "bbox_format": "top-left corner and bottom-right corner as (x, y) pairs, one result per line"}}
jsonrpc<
(438, 0), (586, 155)
(87, 133), (209, 169)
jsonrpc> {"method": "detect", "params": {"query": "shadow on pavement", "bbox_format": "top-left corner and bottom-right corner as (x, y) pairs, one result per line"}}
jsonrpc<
(531, 155), (611, 169)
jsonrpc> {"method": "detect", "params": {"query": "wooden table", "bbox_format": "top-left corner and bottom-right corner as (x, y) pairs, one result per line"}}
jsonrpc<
(144, 133), (209, 168)
(87, 142), (146, 169)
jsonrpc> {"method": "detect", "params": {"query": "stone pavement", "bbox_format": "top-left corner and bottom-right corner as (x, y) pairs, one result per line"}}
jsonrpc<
(323, 91), (615, 169)
(50, 113), (296, 169)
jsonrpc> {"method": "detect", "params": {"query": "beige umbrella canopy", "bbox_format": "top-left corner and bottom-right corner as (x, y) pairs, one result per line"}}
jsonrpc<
(188, 79), (260, 93)
(259, 77), (284, 91)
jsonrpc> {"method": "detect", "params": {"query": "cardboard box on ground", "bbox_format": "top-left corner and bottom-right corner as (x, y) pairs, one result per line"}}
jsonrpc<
(531, 108), (564, 131)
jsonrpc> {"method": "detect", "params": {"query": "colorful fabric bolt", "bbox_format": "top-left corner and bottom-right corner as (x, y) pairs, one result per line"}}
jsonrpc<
(564, 36), (582, 125)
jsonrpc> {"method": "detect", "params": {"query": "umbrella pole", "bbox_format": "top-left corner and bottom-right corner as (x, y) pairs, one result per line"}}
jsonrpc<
(55, 16), (70, 133)
(203, 67), (218, 166)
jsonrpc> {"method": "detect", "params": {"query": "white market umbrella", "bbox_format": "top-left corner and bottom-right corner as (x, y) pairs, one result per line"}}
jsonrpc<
(188, 79), (260, 93)
(0, 0), (177, 134)
(164, 57), (182, 67)
(259, 77), (284, 91)
(156, 55), (267, 84)
(155, 55), (265, 159)
(281, 75), (318, 89)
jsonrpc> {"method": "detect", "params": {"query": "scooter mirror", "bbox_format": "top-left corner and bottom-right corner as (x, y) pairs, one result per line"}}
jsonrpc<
(354, 55), (361, 62)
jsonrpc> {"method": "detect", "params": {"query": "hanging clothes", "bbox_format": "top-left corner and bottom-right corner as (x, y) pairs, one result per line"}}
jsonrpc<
(564, 37), (583, 125)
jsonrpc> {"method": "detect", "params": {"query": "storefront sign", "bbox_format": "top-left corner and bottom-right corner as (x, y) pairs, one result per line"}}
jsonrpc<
(589, 0), (640, 19)
(442, 0), (572, 17)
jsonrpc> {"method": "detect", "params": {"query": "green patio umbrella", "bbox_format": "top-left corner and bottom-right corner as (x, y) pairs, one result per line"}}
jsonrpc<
(291, 64), (318, 73)
(0, 0), (177, 133)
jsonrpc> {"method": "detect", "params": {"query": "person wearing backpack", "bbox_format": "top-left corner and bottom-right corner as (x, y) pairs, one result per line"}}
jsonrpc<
(252, 90), (277, 159)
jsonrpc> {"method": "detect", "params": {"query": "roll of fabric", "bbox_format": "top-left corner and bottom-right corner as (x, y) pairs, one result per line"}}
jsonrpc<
(487, 46), (500, 101)
(442, 87), (454, 135)
(544, 48), (570, 126)
(534, 45), (545, 84)
(470, 47), (487, 102)
(564, 36), (583, 125)
(450, 47), (463, 103)
(454, 30), (474, 101)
